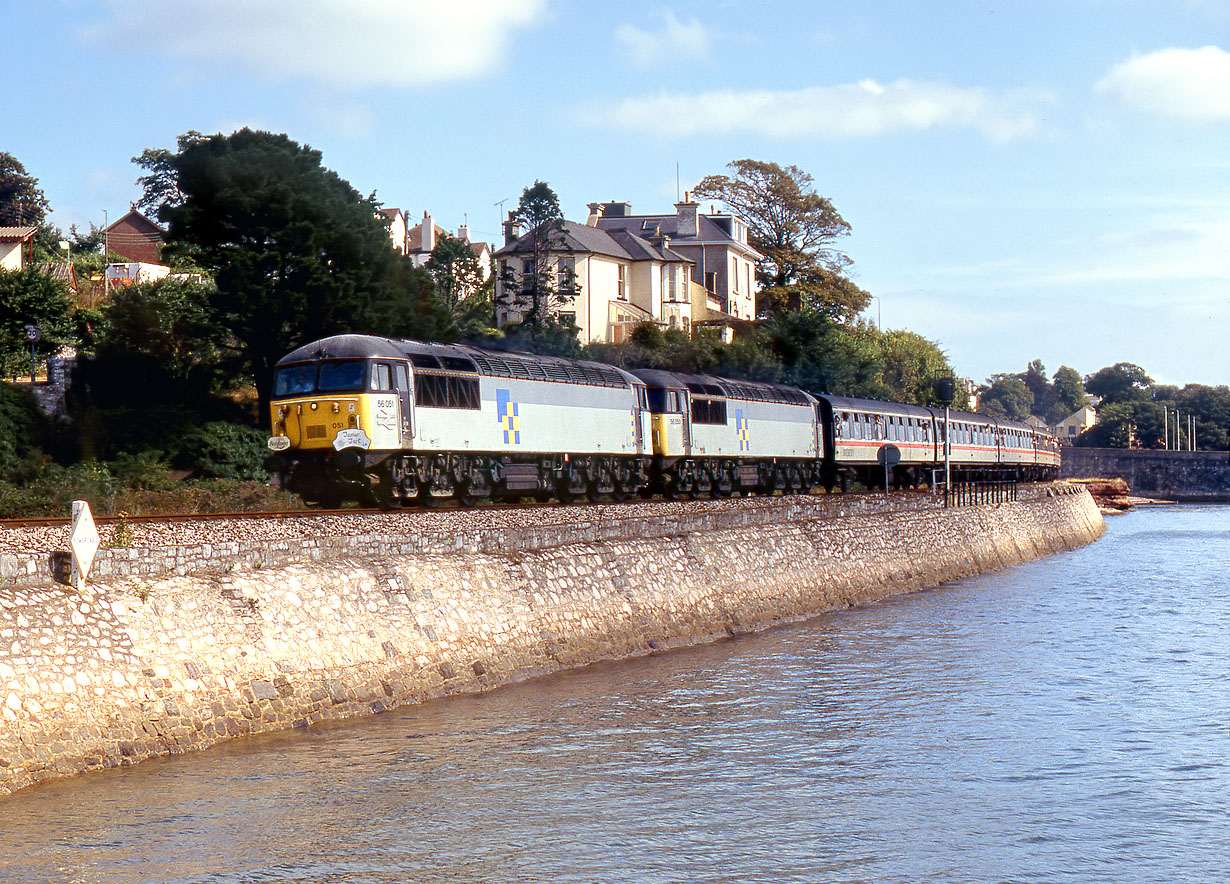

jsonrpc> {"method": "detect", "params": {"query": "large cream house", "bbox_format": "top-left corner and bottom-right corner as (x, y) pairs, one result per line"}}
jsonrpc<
(493, 196), (762, 343)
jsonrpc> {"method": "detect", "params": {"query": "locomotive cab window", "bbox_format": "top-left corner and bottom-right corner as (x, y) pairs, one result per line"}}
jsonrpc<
(369, 362), (393, 392)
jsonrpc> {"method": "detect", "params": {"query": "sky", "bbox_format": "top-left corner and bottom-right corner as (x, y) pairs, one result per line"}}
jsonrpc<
(6, 0), (1230, 387)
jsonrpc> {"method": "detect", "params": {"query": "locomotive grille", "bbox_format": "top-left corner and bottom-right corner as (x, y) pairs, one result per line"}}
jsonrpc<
(306, 425), (327, 439)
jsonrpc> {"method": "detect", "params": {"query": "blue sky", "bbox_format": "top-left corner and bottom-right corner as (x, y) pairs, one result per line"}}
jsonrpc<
(7, 0), (1230, 386)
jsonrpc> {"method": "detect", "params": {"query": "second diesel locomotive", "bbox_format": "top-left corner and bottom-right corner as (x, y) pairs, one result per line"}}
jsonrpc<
(265, 334), (1060, 506)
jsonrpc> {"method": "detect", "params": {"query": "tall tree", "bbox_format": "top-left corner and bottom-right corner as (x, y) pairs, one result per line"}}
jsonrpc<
(0, 153), (50, 227)
(135, 128), (407, 408)
(497, 180), (575, 328)
(1050, 365), (1088, 422)
(1085, 362), (1153, 406)
(979, 375), (1034, 421)
(692, 159), (870, 321)
(426, 233), (488, 312)
(877, 330), (962, 406)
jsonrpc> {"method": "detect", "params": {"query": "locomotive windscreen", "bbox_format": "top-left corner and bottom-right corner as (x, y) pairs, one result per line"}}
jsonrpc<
(274, 359), (366, 397)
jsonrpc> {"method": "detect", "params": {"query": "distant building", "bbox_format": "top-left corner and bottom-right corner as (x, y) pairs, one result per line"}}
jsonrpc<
(381, 208), (407, 254)
(591, 195), (763, 323)
(398, 210), (492, 279)
(105, 208), (164, 264)
(1054, 405), (1097, 444)
(0, 226), (36, 270)
(494, 218), (691, 343)
(106, 262), (171, 287)
(958, 378), (979, 410)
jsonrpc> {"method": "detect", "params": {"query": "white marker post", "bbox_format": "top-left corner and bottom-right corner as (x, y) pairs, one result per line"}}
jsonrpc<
(69, 500), (100, 591)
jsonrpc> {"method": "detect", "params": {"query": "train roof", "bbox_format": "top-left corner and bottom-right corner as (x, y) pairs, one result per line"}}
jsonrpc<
(631, 369), (815, 406)
(819, 394), (935, 419)
(275, 335), (640, 389)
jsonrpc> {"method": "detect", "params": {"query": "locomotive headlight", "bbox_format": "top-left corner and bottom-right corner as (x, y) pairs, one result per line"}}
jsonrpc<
(349, 403), (355, 413)
(310, 402), (318, 411)
(332, 402), (340, 413)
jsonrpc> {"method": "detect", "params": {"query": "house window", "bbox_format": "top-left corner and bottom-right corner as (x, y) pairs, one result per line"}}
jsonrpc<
(617, 263), (627, 300)
(705, 271), (717, 293)
(731, 257), (739, 293)
(558, 311), (576, 327)
(557, 257), (575, 292)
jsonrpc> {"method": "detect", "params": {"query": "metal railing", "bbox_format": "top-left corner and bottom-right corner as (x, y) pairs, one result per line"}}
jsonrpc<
(943, 477), (1019, 508)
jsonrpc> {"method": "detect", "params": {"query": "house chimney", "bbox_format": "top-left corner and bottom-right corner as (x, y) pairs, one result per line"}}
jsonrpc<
(675, 193), (699, 237)
(586, 202), (604, 226)
(422, 211), (435, 253)
(458, 224), (470, 242)
(503, 210), (521, 245)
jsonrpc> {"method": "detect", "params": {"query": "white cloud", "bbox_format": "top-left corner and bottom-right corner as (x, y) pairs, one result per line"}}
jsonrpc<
(614, 10), (712, 68)
(87, 0), (546, 88)
(586, 80), (1043, 142)
(1096, 46), (1230, 121)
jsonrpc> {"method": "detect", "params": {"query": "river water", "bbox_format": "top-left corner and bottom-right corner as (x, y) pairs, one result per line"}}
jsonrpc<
(1, 504), (1227, 884)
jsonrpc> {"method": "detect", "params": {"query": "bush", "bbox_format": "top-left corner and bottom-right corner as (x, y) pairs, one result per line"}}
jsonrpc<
(0, 381), (43, 476)
(173, 421), (270, 481)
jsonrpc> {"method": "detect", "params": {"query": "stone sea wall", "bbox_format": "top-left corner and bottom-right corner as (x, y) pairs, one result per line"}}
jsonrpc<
(1062, 446), (1230, 501)
(0, 487), (1104, 797)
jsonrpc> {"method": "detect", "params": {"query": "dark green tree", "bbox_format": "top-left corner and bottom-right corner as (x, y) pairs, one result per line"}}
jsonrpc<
(135, 128), (407, 409)
(381, 255), (458, 343)
(979, 375), (1034, 421)
(0, 269), (76, 379)
(496, 180), (576, 328)
(0, 153), (49, 227)
(425, 233), (494, 336)
(692, 159), (870, 322)
(1085, 362), (1153, 406)
(1049, 365), (1089, 423)
(876, 330), (961, 406)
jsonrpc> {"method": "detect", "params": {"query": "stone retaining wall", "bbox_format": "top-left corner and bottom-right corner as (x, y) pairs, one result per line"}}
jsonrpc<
(0, 488), (1104, 797)
(1062, 446), (1230, 500)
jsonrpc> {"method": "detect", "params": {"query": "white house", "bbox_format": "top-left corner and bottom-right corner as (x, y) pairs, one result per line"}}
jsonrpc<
(494, 218), (691, 343)
(0, 226), (36, 270)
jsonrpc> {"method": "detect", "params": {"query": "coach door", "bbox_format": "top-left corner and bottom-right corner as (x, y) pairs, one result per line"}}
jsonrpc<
(393, 362), (413, 443)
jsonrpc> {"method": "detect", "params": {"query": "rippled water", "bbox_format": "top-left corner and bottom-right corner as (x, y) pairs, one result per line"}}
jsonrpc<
(2, 505), (1227, 884)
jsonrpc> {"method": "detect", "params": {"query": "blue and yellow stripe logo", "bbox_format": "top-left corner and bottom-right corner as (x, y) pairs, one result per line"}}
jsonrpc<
(497, 389), (521, 444)
(736, 408), (749, 452)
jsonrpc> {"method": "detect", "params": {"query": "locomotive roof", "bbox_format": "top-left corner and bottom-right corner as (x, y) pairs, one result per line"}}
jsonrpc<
(631, 369), (814, 406)
(276, 335), (641, 389)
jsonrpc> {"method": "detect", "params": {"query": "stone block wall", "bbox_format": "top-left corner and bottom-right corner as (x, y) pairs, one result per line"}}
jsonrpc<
(0, 488), (1103, 796)
(1062, 447), (1230, 500)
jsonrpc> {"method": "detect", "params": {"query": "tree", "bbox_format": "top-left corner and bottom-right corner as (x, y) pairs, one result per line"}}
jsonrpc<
(496, 181), (577, 329)
(979, 375), (1034, 421)
(1085, 362), (1153, 406)
(0, 269), (76, 378)
(1046, 366), (1088, 423)
(136, 129), (406, 410)
(0, 153), (50, 227)
(425, 233), (495, 336)
(692, 159), (870, 322)
(875, 330), (961, 406)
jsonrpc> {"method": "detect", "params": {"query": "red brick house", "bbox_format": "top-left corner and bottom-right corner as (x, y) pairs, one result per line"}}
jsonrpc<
(105, 208), (164, 264)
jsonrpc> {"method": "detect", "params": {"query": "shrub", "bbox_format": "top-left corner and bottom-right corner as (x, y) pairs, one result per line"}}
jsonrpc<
(173, 421), (270, 481)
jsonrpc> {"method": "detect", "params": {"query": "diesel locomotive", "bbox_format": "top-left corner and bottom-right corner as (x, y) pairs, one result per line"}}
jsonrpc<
(265, 334), (1060, 507)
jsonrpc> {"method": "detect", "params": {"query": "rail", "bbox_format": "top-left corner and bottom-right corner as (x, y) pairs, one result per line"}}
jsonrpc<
(944, 478), (1019, 508)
